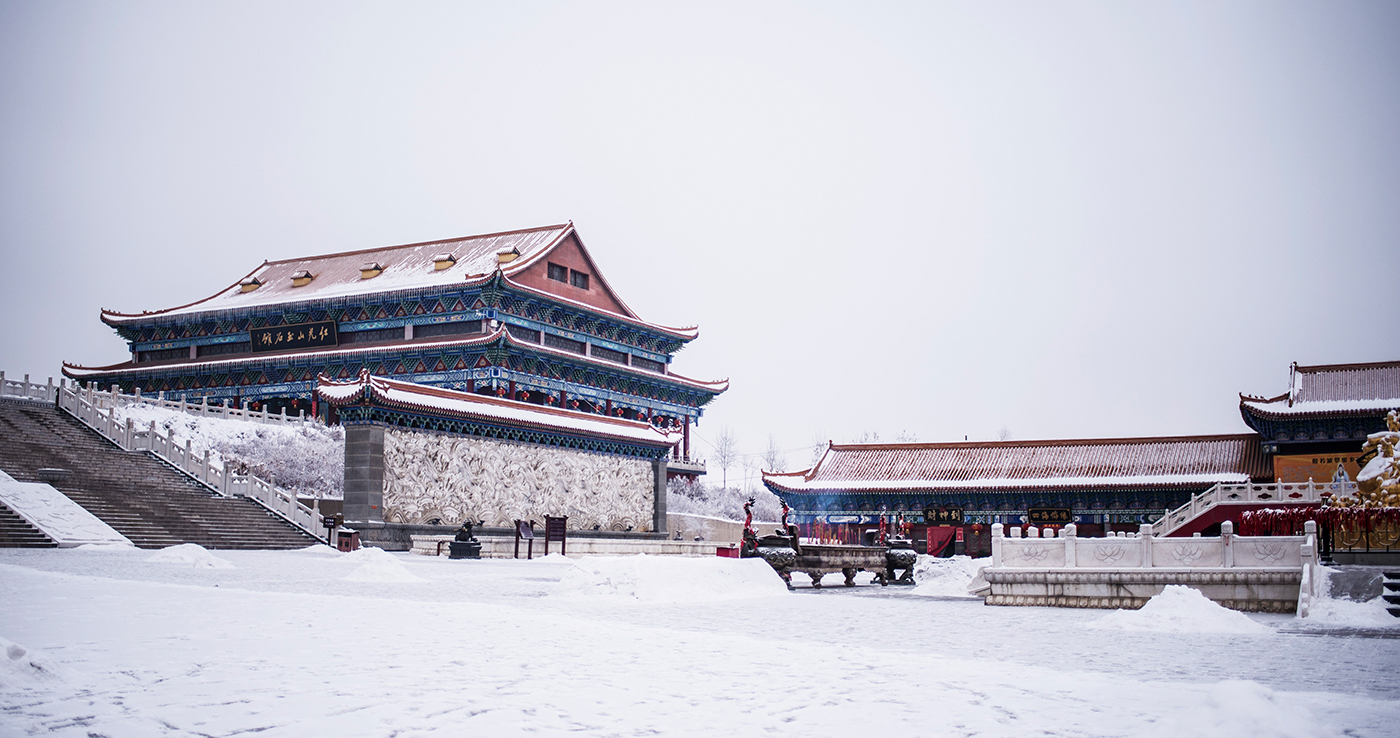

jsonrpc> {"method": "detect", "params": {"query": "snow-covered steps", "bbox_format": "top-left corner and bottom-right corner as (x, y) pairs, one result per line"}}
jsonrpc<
(0, 500), (55, 547)
(0, 468), (129, 547)
(0, 399), (317, 550)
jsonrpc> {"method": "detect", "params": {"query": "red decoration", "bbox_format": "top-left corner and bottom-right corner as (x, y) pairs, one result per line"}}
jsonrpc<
(1238, 505), (1400, 536)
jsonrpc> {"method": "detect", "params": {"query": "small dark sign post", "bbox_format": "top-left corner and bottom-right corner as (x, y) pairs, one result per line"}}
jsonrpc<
(250, 320), (338, 354)
(544, 515), (568, 556)
(514, 519), (536, 560)
(1028, 507), (1074, 526)
(923, 507), (964, 525)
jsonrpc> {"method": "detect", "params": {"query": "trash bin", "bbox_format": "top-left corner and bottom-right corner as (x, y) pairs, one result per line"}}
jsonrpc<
(336, 528), (360, 552)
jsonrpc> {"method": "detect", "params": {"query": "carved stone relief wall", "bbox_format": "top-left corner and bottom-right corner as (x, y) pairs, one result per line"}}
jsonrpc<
(381, 427), (656, 531)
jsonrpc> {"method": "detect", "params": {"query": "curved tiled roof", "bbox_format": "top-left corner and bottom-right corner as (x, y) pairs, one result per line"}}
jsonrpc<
(102, 224), (575, 323)
(1240, 360), (1400, 419)
(764, 434), (1270, 494)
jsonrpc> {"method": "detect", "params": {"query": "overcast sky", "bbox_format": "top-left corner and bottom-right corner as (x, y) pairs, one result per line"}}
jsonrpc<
(3, 1), (1398, 484)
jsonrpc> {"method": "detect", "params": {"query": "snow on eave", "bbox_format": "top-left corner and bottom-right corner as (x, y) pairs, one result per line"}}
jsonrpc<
(1240, 397), (1400, 418)
(101, 262), (270, 325)
(61, 331), (506, 378)
(1294, 359), (1400, 375)
(494, 273), (700, 342)
(63, 325), (728, 396)
(317, 372), (681, 447)
(493, 329), (726, 393)
(765, 472), (1253, 494)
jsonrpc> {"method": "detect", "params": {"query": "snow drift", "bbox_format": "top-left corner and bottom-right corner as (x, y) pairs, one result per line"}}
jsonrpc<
(0, 636), (65, 688)
(910, 555), (988, 597)
(146, 543), (236, 569)
(1089, 585), (1270, 635)
(341, 547), (426, 583)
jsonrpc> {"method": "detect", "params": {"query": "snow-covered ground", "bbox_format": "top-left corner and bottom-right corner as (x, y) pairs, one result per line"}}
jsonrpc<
(2, 547), (1397, 737)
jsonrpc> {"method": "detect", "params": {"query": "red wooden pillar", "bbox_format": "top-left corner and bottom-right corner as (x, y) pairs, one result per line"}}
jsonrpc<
(560, 390), (567, 408)
(683, 417), (691, 458)
(605, 399), (612, 416)
(508, 380), (515, 399)
(467, 378), (475, 393)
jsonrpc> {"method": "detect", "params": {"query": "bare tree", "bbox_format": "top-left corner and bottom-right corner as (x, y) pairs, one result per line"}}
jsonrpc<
(762, 434), (786, 473)
(713, 426), (738, 490)
(808, 431), (828, 468)
(894, 429), (919, 443)
(997, 425), (1012, 442)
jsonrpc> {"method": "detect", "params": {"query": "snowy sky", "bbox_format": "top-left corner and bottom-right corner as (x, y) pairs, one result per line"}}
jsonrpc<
(2, 1), (1398, 482)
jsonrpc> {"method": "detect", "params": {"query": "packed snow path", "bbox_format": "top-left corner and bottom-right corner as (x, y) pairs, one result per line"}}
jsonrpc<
(1, 548), (1397, 737)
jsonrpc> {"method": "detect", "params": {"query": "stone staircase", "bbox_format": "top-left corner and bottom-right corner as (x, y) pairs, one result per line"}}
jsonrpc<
(1385, 571), (1400, 618)
(0, 399), (316, 549)
(0, 501), (56, 548)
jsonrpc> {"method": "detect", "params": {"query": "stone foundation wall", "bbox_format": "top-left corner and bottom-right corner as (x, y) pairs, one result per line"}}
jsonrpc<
(982, 520), (1321, 613)
(343, 423), (667, 533)
(983, 569), (1304, 613)
(409, 533), (723, 558)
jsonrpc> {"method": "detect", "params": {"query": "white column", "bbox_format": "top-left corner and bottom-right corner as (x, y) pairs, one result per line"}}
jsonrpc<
(1139, 523), (1154, 568)
(991, 523), (1003, 567)
(1221, 520), (1234, 567)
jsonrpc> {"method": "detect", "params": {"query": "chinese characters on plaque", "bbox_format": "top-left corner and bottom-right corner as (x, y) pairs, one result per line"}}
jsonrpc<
(1027, 507), (1073, 525)
(923, 507), (964, 525)
(249, 320), (339, 354)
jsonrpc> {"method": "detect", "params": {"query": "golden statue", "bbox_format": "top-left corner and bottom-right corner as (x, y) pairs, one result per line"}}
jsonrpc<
(1335, 409), (1399, 508)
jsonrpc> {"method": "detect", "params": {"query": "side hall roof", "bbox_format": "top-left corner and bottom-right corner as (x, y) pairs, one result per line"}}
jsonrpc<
(317, 372), (681, 449)
(763, 434), (1270, 494)
(1240, 359), (1400, 419)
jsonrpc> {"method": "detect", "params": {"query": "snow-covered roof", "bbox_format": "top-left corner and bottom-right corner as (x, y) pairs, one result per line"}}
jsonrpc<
(764, 435), (1269, 494)
(1241, 360), (1400, 419)
(317, 372), (681, 448)
(103, 223), (575, 323)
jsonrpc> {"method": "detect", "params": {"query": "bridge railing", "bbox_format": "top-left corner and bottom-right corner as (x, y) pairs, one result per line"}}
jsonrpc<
(1151, 480), (1356, 537)
(990, 520), (1324, 615)
(54, 379), (329, 543)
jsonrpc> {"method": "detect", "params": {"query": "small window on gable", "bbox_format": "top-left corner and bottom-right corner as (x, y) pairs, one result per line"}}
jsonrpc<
(547, 263), (568, 282)
(239, 277), (263, 293)
(431, 253), (456, 271)
(360, 262), (383, 279)
(570, 269), (589, 290)
(290, 270), (314, 287)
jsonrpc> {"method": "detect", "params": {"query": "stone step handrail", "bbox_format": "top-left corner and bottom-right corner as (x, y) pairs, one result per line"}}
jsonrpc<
(2, 371), (312, 427)
(53, 380), (329, 543)
(99, 381), (309, 426)
(0, 372), (59, 403)
(1150, 480), (1355, 537)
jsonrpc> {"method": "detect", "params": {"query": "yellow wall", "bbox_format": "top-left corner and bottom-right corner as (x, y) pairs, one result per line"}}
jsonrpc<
(1274, 453), (1362, 483)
